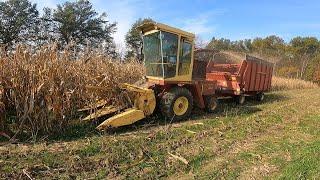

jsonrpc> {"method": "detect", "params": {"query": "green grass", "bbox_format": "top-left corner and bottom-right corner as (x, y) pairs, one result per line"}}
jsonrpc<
(78, 141), (102, 157)
(0, 89), (319, 179)
(279, 141), (320, 179)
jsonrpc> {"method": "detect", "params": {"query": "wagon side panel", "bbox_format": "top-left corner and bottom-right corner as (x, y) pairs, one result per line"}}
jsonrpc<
(244, 61), (252, 91)
(249, 62), (257, 91)
(259, 64), (266, 91)
(255, 63), (262, 91)
(268, 65), (273, 90)
(263, 65), (270, 90)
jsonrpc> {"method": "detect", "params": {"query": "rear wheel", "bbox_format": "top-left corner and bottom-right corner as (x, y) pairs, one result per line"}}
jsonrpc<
(256, 92), (265, 101)
(205, 96), (218, 113)
(235, 95), (245, 105)
(160, 87), (193, 121)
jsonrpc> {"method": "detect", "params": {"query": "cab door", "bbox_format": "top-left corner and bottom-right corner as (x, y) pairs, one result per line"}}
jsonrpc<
(178, 39), (193, 77)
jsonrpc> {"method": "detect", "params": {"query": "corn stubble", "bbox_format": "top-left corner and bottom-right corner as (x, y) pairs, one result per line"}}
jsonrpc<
(0, 45), (144, 136)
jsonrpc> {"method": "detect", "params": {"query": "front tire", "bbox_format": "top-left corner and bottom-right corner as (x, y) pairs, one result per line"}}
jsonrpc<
(160, 87), (193, 121)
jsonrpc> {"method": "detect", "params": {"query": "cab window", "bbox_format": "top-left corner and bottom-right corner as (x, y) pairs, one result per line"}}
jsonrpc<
(178, 40), (192, 76)
(143, 31), (163, 77)
(161, 31), (178, 78)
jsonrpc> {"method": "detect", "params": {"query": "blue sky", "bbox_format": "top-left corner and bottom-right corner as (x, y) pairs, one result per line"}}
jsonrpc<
(30, 0), (320, 46)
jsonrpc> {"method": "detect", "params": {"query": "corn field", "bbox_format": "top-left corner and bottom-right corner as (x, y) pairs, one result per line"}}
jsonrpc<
(271, 76), (318, 91)
(0, 45), (144, 137)
(0, 45), (318, 138)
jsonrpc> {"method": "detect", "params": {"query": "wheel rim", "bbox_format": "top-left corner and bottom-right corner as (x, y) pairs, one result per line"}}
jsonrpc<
(260, 94), (265, 101)
(173, 97), (189, 116)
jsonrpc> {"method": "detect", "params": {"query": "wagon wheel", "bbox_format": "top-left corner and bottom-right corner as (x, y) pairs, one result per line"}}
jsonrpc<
(256, 92), (265, 102)
(235, 95), (245, 105)
(205, 96), (218, 113)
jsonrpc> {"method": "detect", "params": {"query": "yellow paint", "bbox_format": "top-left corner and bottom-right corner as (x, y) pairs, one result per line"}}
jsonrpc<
(173, 97), (189, 116)
(120, 83), (156, 116)
(97, 109), (145, 130)
(144, 29), (159, 36)
(140, 22), (195, 83)
(94, 83), (157, 131)
(139, 22), (195, 40)
(166, 75), (190, 81)
(82, 106), (120, 121)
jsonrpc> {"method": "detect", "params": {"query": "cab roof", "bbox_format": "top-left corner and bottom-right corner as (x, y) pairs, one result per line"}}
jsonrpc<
(138, 22), (195, 40)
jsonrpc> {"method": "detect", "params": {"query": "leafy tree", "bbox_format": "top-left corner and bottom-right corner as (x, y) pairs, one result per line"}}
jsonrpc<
(207, 38), (252, 52)
(35, 8), (57, 46)
(43, 0), (116, 50)
(305, 54), (320, 82)
(0, 0), (39, 48)
(195, 36), (208, 49)
(290, 37), (320, 78)
(252, 35), (285, 57)
(125, 18), (154, 60)
(102, 40), (118, 59)
(207, 37), (231, 51)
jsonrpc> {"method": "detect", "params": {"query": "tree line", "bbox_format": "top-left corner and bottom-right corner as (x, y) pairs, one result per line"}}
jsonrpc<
(0, 0), (117, 56)
(0, 0), (152, 59)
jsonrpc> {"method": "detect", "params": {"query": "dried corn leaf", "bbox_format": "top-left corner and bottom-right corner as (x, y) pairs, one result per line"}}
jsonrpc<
(168, 152), (189, 165)
(78, 100), (108, 112)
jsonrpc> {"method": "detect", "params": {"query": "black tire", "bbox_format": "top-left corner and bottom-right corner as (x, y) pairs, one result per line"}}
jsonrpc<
(160, 87), (193, 121)
(205, 96), (218, 113)
(256, 92), (265, 102)
(235, 95), (245, 105)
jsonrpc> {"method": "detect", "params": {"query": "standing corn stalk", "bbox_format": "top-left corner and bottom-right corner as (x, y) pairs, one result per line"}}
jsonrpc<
(0, 84), (11, 139)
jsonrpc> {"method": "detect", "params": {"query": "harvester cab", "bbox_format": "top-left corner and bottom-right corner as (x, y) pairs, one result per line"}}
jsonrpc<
(140, 22), (196, 84)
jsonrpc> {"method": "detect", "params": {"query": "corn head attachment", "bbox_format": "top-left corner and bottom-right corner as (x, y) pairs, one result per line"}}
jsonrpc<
(81, 83), (156, 131)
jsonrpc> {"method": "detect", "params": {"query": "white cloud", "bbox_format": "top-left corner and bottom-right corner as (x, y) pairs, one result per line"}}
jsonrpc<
(91, 0), (151, 49)
(179, 10), (225, 40)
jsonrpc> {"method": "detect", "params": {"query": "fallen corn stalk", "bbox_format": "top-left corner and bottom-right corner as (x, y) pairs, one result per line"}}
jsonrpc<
(168, 152), (189, 165)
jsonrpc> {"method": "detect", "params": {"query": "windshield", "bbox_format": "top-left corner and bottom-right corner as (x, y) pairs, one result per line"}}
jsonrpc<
(143, 31), (178, 78)
(143, 31), (163, 77)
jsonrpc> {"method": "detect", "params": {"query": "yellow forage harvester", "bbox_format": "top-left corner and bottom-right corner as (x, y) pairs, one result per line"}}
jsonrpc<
(81, 22), (273, 131)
